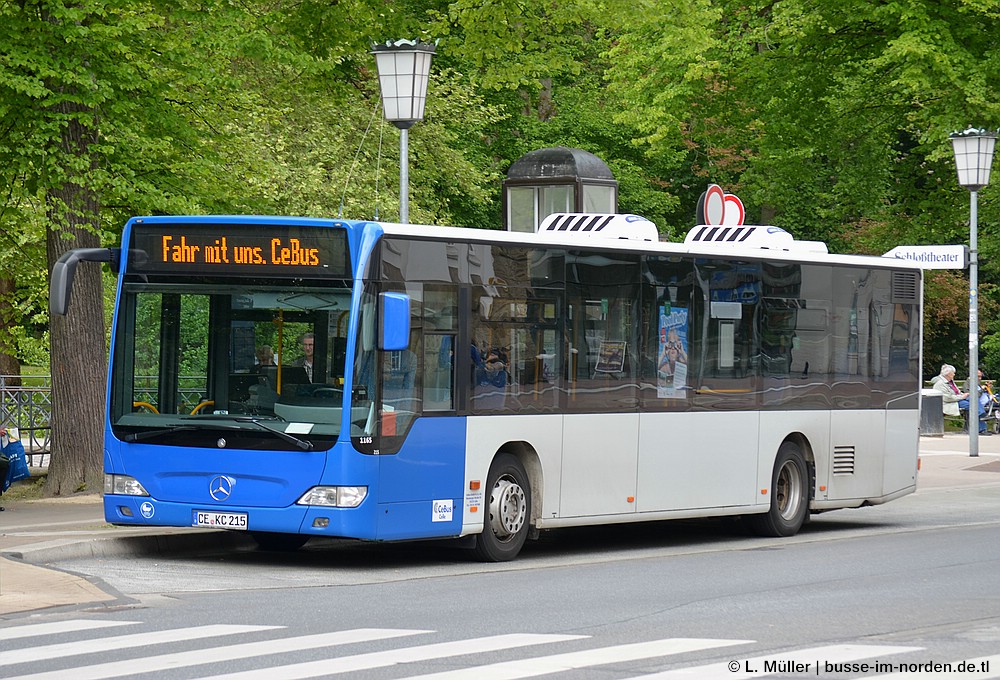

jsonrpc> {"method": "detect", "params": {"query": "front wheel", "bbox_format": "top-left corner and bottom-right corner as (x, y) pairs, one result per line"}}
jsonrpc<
(473, 453), (531, 562)
(747, 441), (809, 537)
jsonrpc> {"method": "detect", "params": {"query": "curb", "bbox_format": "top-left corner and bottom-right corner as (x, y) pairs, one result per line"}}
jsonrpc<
(1, 529), (258, 564)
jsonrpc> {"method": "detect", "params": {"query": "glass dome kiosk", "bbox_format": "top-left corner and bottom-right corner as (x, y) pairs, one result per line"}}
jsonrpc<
(503, 147), (618, 233)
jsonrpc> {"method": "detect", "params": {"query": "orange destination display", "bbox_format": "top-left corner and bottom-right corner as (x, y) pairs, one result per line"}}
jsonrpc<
(128, 222), (349, 278)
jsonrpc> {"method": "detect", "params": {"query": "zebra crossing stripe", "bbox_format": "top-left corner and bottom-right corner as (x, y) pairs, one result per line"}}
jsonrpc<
(2, 628), (428, 680)
(867, 654), (1000, 679)
(632, 644), (923, 679)
(193, 633), (588, 680)
(397, 638), (754, 680)
(0, 620), (140, 642)
(0, 624), (279, 667)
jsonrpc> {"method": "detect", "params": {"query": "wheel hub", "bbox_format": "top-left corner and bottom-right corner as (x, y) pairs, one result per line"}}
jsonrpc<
(489, 476), (526, 539)
(776, 461), (803, 521)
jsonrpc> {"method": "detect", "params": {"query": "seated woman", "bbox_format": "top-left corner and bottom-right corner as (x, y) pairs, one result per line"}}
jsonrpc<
(253, 345), (276, 371)
(932, 363), (987, 433)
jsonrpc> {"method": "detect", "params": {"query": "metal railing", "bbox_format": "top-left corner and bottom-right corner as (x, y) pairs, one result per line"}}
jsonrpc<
(1, 375), (52, 467)
(1, 375), (211, 469)
(131, 376), (209, 414)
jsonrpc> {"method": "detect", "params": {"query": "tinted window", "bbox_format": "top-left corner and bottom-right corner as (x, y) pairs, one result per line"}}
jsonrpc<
(564, 252), (640, 413)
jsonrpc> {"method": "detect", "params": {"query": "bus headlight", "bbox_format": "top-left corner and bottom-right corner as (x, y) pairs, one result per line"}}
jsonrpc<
(104, 474), (149, 497)
(297, 486), (367, 508)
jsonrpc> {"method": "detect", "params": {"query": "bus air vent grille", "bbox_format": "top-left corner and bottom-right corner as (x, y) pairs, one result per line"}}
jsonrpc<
(683, 224), (829, 253)
(891, 271), (920, 304)
(536, 213), (659, 241)
(833, 446), (856, 475)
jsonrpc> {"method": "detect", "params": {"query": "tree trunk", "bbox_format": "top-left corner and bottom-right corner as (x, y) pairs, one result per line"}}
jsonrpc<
(44, 110), (106, 496)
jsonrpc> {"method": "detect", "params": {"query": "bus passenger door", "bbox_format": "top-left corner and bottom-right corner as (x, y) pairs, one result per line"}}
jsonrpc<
(560, 251), (640, 517)
(635, 256), (760, 512)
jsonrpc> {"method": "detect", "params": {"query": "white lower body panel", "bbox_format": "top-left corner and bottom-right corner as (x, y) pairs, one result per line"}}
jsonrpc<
(461, 409), (918, 536)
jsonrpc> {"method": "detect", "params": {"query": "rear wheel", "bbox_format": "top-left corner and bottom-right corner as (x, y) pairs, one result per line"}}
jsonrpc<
(473, 453), (530, 562)
(251, 531), (309, 552)
(747, 441), (809, 537)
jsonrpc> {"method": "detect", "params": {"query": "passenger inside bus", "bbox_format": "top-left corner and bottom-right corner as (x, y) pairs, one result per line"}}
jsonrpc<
(472, 347), (508, 410)
(253, 345), (276, 370)
(292, 333), (315, 382)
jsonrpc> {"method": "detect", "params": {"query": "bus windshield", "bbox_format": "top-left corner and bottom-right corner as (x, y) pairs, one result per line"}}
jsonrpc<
(109, 279), (356, 449)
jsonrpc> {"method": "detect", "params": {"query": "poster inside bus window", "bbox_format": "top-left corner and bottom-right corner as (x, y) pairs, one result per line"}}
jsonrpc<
(128, 223), (349, 278)
(658, 305), (688, 398)
(595, 341), (627, 373)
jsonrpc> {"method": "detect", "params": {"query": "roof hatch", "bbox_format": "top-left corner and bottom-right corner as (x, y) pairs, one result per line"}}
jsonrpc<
(537, 213), (659, 242)
(685, 224), (828, 253)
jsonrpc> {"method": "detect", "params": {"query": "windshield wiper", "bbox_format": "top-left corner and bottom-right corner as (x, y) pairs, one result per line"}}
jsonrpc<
(122, 424), (198, 443)
(121, 421), (248, 443)
(122, 417), (313, 450)
(233, 416), (314, 451)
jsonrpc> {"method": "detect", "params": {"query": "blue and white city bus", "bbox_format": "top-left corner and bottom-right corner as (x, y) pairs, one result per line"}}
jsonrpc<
(50, 214), (922, 561)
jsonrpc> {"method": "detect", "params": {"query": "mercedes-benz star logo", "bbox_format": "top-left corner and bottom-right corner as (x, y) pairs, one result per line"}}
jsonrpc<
(209, 475), (235, 502)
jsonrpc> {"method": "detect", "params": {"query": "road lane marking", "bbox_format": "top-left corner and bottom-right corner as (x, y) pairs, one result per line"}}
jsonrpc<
(0, 624), (278, 666)
(398, 638), (753, 680)
(195, 633), (589, 680)
(0, 620), (139, 642)
(3, 628), (428, 680)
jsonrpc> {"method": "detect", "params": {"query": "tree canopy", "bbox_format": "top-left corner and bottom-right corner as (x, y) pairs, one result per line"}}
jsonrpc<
(1, 0), (998, 492)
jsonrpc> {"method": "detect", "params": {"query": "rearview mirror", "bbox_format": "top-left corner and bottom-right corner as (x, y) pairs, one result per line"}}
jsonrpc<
(50, 248), (117, 315)
(380, 292), (410, 350)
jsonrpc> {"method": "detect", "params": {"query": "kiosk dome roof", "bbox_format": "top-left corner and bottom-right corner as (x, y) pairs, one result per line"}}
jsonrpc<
(506, 147), (614, 181)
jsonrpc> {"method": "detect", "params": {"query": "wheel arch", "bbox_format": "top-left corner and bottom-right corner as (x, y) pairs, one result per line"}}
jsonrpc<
(747, 434), (814, 537)
(783, 432), (816, 503)
(494, 440), (543, 528)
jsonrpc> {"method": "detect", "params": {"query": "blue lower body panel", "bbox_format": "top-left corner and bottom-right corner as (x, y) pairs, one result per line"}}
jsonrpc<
(374, 416), (467, 541)
(104, 416), (470, 543)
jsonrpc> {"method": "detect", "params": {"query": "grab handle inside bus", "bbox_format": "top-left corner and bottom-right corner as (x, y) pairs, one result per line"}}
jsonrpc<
(380, 292), (410, 350)
(50, 247), (119, 316)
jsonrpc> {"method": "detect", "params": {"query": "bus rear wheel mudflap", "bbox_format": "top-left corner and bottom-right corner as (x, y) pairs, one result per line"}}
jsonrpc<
(474, 452), (531, 562)
(747, 440), (810, 537)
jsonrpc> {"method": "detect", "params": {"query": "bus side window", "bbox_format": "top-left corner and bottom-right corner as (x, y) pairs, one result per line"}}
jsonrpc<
(424, 334), (455, 411)
(422, 287), (457, 412)
(564, 252), (640, 413)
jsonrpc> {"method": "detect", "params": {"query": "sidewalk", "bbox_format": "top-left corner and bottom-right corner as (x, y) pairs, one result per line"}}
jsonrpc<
(0, 495), (254, 616)
(3, 434), (1000, 617)
(0, 495), (114, 613)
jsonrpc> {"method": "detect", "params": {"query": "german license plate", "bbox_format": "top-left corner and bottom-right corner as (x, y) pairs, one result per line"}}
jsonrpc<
(193, 511), (248, 530)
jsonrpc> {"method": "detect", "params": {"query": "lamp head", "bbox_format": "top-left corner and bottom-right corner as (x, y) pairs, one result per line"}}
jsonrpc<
(950, 127), (998, 191)
(371, 39), (437, 129)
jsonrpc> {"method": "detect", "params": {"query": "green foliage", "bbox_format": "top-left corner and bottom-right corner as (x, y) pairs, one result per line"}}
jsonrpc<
(603, 0), (724, 170)
(0, 210), (48, 364)
(1, 0), (999, 390)
(600, 0), (1000, 368)
(427, 0), (592, 91)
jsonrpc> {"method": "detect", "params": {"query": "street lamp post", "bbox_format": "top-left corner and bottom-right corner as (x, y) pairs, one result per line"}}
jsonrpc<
(950, 127), (997, 458)
(371, 39), (436, 224)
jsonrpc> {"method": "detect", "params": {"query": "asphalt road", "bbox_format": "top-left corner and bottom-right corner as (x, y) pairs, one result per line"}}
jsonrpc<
(3, 441), (1000, 679)
(8, 476), (995, 680)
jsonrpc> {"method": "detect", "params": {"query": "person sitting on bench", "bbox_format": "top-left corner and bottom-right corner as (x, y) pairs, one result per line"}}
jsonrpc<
(932, 363), (987, 434)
